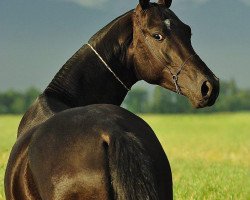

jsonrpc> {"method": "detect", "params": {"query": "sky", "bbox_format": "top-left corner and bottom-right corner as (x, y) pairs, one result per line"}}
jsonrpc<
(0, 0), (250, 91)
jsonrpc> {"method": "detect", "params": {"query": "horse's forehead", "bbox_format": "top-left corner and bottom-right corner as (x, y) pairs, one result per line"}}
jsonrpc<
(145, 8), (180, 30)
(148, 7), (179, 22)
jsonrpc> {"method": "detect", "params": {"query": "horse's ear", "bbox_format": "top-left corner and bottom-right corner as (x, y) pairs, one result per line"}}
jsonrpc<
(158, 0), (172, 8)
(139, 0), (150, 10)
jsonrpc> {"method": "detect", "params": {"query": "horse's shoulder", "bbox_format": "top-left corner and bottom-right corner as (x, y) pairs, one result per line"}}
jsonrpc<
(18, 95), (54, 137)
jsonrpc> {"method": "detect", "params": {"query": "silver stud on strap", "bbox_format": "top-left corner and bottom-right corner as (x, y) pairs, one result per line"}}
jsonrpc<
(172, 75), (181, 94)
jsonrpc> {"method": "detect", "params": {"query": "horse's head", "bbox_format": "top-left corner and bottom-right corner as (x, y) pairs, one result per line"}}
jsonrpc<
(130, 0), (219, 108)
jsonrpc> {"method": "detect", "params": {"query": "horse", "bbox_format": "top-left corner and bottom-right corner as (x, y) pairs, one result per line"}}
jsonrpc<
(5, 0), (219, 199)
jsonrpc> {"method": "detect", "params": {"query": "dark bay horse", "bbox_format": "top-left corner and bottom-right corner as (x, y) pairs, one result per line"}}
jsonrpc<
(5, 0), (219, 199)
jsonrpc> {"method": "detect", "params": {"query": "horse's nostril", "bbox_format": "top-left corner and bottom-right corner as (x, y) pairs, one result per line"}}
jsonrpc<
(201, 81), (212, 97)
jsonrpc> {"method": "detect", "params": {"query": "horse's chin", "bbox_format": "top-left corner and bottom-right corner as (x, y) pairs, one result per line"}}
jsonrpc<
(189, 97), (217, 109)
(191, 101), (206, 109)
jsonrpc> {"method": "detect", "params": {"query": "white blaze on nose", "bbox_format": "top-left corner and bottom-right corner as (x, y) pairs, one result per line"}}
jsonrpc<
(164, 19), (171, 30)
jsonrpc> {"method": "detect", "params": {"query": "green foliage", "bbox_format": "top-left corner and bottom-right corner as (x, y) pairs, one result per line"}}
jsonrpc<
(123, 79), (250, 113)
(0, 88), (40, 114)
(213, 80), (250, 112)
(124, 88), (149, 113)
(148, 87), (192, 113)
(1, 114), (249, 200)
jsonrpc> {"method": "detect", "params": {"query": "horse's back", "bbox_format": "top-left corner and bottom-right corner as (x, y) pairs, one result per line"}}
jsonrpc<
(28, 104), (172, 199)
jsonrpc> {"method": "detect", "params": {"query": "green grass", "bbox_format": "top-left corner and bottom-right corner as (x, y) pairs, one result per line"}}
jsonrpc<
(142, 113), (250, 199)
(0, 115), (20, 200)
(0, 113), (250, 199)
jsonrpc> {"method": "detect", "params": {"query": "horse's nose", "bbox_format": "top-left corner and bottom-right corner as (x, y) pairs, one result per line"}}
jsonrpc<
(201, 81), (212, 98)
(200, 79), (220, 106)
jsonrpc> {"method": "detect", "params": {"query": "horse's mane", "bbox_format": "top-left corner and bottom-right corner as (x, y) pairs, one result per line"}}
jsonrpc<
(88, 9), (134, 65)
(89, 9), (134, 44)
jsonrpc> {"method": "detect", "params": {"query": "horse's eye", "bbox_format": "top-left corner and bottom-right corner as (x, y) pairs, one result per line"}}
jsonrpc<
(153, 34), (164, 41)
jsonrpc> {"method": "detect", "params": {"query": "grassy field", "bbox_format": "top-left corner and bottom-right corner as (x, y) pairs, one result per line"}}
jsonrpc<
(0, 113), (250, 199)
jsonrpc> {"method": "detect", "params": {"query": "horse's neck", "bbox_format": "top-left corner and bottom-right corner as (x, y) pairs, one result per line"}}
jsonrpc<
(18, 11), (136, 136)
(43, 11), (136, 111)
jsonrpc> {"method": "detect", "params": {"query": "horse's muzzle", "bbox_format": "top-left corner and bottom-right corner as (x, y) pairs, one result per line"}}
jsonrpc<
(197, 78), (220, 108)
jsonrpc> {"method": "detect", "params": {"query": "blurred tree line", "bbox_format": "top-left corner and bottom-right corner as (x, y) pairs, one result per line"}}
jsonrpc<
(0, 88), (40, 114)
(0, 80), (249, 114)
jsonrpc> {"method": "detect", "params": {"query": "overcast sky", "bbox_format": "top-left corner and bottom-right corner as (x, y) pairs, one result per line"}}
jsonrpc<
(0, 0), (250, 91)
